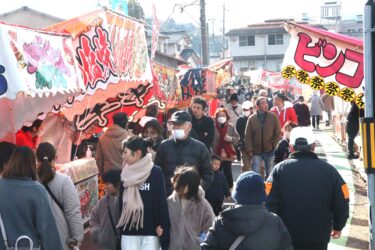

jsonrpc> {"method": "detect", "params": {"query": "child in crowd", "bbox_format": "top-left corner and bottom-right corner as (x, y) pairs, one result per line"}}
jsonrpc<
(205, 155), (231, 216)
(274, 121), (298, 165)
(90, 169), (122, 250)
(168, 166), (215, 250)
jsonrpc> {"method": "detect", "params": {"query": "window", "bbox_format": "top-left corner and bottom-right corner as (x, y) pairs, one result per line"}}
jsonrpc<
(268, 34), (284, 45)
(239, 35), (255, 47)
(176, 44), (182, 52)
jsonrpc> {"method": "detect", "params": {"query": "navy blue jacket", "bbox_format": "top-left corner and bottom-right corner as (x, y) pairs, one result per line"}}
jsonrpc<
(205, 170), (230, 202)
(119, 166), (170, 250)
(155, 137), (213, 196)
(266, 151), (349, 246)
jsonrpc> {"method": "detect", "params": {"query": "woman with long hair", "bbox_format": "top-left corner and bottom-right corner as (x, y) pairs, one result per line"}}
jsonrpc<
(0, 146), (64, 250)
(36, 142), (84, 250)
(213, 108), (240, 190)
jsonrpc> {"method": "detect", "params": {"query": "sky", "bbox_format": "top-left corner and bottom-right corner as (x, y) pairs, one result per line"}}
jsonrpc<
(1, 0), (367, 33)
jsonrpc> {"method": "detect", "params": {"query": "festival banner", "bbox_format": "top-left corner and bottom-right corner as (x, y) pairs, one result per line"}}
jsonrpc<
(0, 22), (85, 140)
(207, 59), (234, 88)
(281, 22), (364, 108)
(47, 9), (155, 131)
(151, 4), (160, 61)
(152, 62), (181, 109)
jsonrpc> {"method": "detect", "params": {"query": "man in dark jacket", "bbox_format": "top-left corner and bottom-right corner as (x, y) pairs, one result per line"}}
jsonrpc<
(293, 95), (311, 126)
(202, 171), (292, 250)
(190, 97), (215, 151)
(346, 101), (364, 159)
(266, 127), (350, 250)
(236, 101), (254, 172)
(155, 111), (214, 196)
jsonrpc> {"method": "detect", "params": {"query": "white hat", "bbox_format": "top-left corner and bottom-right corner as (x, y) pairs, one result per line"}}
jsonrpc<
(242, 101), (253, 110)
(290, 127), (315, 145)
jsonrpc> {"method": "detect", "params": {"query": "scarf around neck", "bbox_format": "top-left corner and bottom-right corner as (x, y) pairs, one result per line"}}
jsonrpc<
(117, 154), (154, 230)
(215, 123), (236, 158)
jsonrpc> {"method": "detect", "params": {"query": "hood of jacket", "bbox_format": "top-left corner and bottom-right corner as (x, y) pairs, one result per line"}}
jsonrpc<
(220, 205), (270, 235)
(104, 124), (127, 138)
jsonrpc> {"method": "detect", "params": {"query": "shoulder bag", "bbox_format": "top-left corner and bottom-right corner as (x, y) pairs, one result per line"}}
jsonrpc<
(0, 212), (41, 250)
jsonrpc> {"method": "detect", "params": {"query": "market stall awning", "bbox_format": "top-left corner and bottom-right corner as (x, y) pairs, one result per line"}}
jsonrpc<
(0, 22), (85, 140)
(281, 22), (364, 108)
(46, 9), (155, 131)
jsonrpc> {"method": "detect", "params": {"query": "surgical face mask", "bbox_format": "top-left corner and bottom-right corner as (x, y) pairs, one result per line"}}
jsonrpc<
(217, 117), (227, 124)
(243, 111), (251, 117)
(172, 129), (186, 140)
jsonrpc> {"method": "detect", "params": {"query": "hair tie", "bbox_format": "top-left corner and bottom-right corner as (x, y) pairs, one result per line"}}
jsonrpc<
(43, 157), (49, 161)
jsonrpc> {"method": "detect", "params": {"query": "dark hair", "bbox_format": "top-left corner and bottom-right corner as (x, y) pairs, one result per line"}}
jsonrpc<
(2, 146), (37, 180)
(191, 96), (208, 110)
(142, 120), (163, 137)
(283, 121), (298, 131)
(293, 143), (314, 152)
(172, 166), (201, 201)
(0, 142), (16, 173)
(102, 169), (122, 189)
(167, 108), (179, 120)
(211, 154), (222, 162)
(256, 97), (267, 107)
(146, 104), (158, 117)
(36, 142), (56, 184)
(122, 136), (147, 158)
(273, 92), (286, 102)
(113, 112), (128, 128)
(21, 119), (43, 132)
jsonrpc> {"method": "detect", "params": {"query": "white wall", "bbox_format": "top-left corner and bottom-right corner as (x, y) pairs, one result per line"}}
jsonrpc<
(0, 11), (61, 29)
(228, 33), (290, 57)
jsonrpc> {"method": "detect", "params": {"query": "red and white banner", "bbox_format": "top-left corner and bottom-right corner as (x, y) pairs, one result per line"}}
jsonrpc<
(281, 22), (364, 108)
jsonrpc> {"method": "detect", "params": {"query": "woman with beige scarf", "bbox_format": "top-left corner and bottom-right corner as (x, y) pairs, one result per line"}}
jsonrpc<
(118, 136), (170, 250)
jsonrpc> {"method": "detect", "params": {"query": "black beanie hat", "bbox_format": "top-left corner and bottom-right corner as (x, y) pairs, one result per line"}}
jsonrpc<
(102, 169), (122, 187)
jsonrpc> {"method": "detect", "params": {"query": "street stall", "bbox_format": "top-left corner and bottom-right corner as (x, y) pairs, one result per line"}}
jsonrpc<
(280, 22), (364, 142)
(0, 21), (85, 142)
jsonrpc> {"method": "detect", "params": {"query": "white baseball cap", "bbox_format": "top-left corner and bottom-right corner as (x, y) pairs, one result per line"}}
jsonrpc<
(290, 127), (315, 145)
(242, 101), (253, 110)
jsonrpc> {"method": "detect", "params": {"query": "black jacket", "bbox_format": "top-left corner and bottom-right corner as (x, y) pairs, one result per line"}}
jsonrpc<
(346, 102), (364, 134)
(119, 166), (170, 249)
(154, 136), (213, 196)
(205, 170), (230, 202)
(191, 115), (215, 151)
(293, 102), (311, 126)
(266, 151), (349, 246)
(235, 115), (248, 147)
(273, 139), (290, 165)
(201, 205), (293, 250)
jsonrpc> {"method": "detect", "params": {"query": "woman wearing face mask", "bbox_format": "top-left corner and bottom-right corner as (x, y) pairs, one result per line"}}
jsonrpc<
(213, 108), (239, 190)
(273, 121), (298, 165)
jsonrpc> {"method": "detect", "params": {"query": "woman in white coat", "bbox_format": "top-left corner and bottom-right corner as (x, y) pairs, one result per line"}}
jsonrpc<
(36, 142), (84, 250)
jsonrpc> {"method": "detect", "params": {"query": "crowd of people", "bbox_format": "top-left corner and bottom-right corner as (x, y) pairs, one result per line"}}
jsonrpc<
(0, 84), (361, 250)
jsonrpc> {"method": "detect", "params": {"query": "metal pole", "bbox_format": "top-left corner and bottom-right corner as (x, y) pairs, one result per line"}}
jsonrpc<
(364, 0), (375, 248)
(200, 0), (209, 66)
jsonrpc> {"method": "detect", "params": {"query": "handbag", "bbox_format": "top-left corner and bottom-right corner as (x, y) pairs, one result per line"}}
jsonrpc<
(0, 212), (41, 250)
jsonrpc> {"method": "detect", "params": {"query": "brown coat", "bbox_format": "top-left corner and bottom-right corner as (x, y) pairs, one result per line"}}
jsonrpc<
(213, 123), (239, 161)
(95, 124), (131, 174)
(321, 93), (335, 111)
(167, 188), (215, 250)
(245, 111), (281, 155)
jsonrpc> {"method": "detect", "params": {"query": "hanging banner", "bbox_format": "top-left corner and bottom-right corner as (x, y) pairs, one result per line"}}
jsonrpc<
(47, 9), (154, 130)
(281, 22), (364, 107)
(151, 4), (160, 61)
(152, 63), (181, 109)
(0, 22), (84, 140)
(207, 59), (234, 88)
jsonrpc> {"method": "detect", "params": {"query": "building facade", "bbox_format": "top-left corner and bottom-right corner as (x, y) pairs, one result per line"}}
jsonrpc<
(225, 19), (291, 73)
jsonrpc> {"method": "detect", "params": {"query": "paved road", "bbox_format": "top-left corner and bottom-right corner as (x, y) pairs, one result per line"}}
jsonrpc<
(81, 128), (369, 249)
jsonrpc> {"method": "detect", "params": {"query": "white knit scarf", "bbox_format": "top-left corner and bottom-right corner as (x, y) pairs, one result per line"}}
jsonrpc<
(117, 154), (153, 230)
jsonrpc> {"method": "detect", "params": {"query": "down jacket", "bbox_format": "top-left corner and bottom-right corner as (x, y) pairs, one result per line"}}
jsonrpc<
(201, 205), (293, 250)
(155, 136), (214, 196)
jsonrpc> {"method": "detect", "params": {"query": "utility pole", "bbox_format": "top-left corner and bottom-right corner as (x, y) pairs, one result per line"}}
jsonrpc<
(208, 18), (216, 54)
(200, 0), (209, 66)
(362, 0), (375, 249)
(222, 1), (226, 59)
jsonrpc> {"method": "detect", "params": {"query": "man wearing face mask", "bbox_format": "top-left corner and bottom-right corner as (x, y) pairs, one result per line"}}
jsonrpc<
(236, 101), (254, 173)
(155, 111), (213, 196)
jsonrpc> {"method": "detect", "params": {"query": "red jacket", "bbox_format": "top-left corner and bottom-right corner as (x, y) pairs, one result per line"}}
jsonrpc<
(16, 130), (37, 149)
(270, 105), (298, 129)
